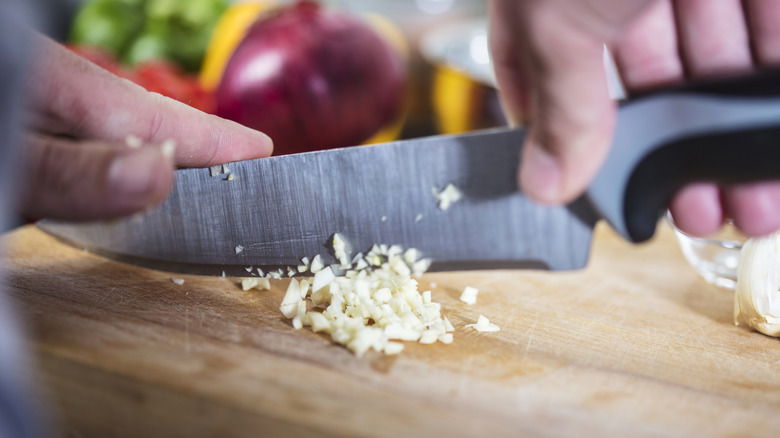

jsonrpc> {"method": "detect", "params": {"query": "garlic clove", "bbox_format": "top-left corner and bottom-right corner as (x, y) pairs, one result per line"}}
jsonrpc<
(734, 231), (780, 337)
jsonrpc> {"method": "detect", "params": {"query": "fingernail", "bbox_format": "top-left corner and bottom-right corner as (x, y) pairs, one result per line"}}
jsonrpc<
(519, 142), (563, 204)
(256, 130), (274, 156)
(108, 147), (164, 199)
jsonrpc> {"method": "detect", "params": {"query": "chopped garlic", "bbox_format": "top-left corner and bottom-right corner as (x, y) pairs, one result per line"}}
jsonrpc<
(171, 278), (185, 285)
(466, 315), (501, 333)
(312, 266), (336, 293)
(418, 330), (439, 344)
(297, 257), (310, 273)
(291, 301), (308, 330)
(444, 317), (455, 332)
(274, 235), (451, 356)
(412, 258), (432, 277)
(438, 333), (454, 344)
(403, 248), (419, 265)
(433, 183), (462, 211)
(234, 245), (244, 254)
(280, 279), (302, 318)
(310, 255), (324, 273)
(332, 233), (350, 267)
(460, 286), (479, 305)
(299, 279), (310, 299)
(311, 314), (332, 333)
(241, 277), (270, 291)
(415, 213), (423, 223)
(383, 342), (405, 355)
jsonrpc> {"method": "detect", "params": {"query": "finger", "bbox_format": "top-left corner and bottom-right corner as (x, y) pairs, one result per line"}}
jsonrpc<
(668, 183), (724, 236)
(490, 0), (623, 204)
(487, 1), (531, 126)
(721, 182), (780, 236)
(614, 0), (685, 89)
(28, 37), (273, 168)
(744, 0), (780, 65)
(18, 134), (174, 221)
(673, 0), (753, 76)
(672, 1), (780, 236)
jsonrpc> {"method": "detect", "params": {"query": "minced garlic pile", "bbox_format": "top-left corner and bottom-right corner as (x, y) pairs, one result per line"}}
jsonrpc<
(238, 233), (501, 355)
(274, 235), (453, 356)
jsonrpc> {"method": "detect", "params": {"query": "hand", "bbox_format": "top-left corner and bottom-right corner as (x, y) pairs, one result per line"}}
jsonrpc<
(488, 0), (780, 237)
(19, 36), (273, 221)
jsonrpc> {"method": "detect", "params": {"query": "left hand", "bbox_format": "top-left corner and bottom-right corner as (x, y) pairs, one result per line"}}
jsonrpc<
(19, 36), (273, 221)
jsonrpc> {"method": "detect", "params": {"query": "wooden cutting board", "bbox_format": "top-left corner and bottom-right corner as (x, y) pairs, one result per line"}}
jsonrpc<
(2, 223), (779, 438)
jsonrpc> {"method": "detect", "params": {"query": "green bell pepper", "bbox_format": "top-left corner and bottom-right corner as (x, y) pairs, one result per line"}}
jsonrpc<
(69, 0), (228, 72)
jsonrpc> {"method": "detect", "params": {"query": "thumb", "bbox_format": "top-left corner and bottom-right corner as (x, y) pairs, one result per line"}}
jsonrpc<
(519, 40), (616, 205)
(19, 135), (175, 221)
(489, 1), (621, 205)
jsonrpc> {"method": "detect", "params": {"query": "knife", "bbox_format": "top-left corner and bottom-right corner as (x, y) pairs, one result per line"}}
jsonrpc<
(39, 69), (780, 276)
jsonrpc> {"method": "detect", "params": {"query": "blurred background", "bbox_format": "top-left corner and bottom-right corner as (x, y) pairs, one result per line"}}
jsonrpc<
(39, 0), (506, 155)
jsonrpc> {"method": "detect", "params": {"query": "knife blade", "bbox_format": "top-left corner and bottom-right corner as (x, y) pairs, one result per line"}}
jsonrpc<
(39, 69), (780, 276)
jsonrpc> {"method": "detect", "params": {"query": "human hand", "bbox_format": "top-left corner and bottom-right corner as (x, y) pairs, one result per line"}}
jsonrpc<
(19, 36), (273, 221)
(488, 0), (780, 237)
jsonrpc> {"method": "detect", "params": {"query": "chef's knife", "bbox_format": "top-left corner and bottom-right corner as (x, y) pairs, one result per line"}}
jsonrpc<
(39, 69), (780, 275)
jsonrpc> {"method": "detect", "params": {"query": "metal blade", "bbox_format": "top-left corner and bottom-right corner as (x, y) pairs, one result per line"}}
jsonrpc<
(39, 128), (598, 275)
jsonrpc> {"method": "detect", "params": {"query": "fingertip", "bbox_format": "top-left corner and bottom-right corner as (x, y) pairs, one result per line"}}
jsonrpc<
(254, 128), (274, 158)
(215, 111), (274, 159)
(221, 123), (274, 162)
(178, 115), (274, 167)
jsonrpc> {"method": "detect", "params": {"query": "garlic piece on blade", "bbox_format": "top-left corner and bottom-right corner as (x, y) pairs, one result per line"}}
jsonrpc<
(734, 231), (780, 337)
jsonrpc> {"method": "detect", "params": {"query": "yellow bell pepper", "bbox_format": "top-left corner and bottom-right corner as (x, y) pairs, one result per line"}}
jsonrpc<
(199, 1), (274, 91)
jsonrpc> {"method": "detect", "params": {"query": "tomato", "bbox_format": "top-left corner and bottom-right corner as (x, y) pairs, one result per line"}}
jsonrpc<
(68, 44), (214, 113)
(130, 61), (214, 112)
(66, 45), (123, 76)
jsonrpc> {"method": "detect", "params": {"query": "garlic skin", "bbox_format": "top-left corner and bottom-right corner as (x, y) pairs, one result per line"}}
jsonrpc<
(734, 231), (780, 337)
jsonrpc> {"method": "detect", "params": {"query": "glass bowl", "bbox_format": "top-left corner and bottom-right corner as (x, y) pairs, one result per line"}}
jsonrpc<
(669, 214), (747, 290)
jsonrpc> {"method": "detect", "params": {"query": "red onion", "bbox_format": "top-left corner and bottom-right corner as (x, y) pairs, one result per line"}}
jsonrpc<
(215, 1), (407, 155)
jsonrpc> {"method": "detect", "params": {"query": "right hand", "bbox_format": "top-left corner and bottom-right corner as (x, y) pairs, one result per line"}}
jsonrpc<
(488, 0), (780, 237)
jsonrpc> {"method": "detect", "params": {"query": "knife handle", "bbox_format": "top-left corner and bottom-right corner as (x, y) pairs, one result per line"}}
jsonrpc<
(587, 68), (780, 243)
(630, 68), (780, 99)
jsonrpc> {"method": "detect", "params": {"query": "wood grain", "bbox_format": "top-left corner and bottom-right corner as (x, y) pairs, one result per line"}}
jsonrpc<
(2, 223), (778, 438)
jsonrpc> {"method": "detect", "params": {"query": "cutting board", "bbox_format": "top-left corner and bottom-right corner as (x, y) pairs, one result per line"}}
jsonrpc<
(2, 223), (779, 438)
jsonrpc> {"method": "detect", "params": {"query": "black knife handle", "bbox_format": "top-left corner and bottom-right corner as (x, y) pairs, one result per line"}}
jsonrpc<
(587, 69), (780, 242)
(630, 68), (780, 99)
(623, 124), (780, 242)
